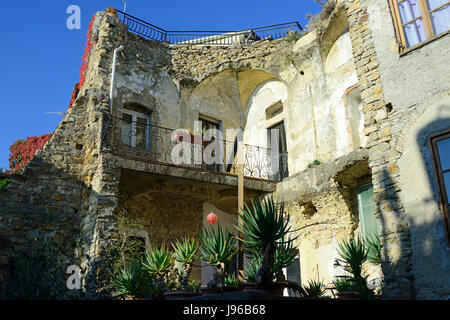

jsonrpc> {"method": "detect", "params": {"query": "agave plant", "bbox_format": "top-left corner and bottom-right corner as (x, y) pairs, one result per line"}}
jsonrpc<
(113, 259), (151, 298)
(172, 237), (199, 290)
(337, 237), (374, 299)
(224, 273), (240, 288)
(364, 232), (381, 265)
(199, 223), (238, 288)
(143, 244), (175, 285)
(237, 196), (297, 285)
(302, 279), (325, 297)
(245, 240), (297, 282)
(333, 277), (355, 292)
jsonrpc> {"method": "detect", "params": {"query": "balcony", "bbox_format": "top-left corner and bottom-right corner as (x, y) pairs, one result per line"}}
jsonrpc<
(101, 114), (288, 182)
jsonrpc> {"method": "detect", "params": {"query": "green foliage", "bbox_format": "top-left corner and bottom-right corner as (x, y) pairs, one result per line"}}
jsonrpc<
(224, 273), (240, 288)
(337, 237), (367, 278)
(103, 210), (147, 293)
(200, 223), (238, 267)
(113, 259), (159, 298)
(337, 237), (375, 299)
(308, 160), (321, 168)
(364, 232), (381, 265)
(286, 31), (301, 43)
(172, 237), (199, 290)
(172, 237), (198, 265)
(245, 241), (297, 283)
(302, 279), (325, 297)
(187, 279), (202, 293)
(333, 277), (355, 292)
(238, 197), (296, 252)
(0, 178), (9, 190)
(143, 244), (175, 280)
(244, 254), (261, 283)
(238, 197), (297, 285)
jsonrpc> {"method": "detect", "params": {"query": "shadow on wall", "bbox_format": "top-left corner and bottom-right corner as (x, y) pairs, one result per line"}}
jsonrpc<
(376, 117), (450, 299)
(0, 157), (107, 299)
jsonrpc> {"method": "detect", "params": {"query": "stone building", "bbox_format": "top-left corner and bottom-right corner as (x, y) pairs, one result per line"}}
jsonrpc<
(0, 0), (449, 299)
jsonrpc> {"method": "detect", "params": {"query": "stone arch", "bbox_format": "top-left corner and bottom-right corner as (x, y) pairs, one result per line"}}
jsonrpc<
(319, 4), (350, 64)
(243, 79), (289, 148)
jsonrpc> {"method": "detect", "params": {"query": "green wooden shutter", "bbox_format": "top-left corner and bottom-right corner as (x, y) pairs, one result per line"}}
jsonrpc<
(357, 184), (379, 237)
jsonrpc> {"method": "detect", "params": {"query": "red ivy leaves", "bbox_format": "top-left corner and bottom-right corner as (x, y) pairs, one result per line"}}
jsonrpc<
(8, 133), (53, 174)
(68, 14), (96, 110)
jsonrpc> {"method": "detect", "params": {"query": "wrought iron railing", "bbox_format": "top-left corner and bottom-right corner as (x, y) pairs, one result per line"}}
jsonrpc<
(102, 114), (288, 181)
(115, 9), (303, 45)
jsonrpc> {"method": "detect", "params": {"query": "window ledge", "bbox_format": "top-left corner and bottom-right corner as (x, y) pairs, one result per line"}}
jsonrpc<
(400, 30), (450, 57)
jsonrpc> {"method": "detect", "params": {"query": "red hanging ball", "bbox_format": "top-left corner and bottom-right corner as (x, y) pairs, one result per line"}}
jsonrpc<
(206, 211), (218, 225)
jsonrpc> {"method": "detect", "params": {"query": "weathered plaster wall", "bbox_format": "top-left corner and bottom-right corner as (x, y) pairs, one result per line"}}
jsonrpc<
(344, 0), (450, 299)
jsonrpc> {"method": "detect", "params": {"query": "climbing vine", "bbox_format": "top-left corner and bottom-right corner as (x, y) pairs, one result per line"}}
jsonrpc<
(68, 14), (96, 109)
(8, 133), (53, 174)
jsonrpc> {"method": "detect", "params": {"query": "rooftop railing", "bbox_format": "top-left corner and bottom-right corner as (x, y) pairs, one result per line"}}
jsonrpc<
(115, 9), (303, 45)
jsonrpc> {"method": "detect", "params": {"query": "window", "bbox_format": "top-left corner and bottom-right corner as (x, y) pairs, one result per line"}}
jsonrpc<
(283, 252), (301, 297)
(199, 117), (222, 172)
(356, 184), (379, 239)
(121, 110), (150, 149)
(389, 0), (450, 49)
(267, 122), (289, 180)
(430, 131), (450, 241)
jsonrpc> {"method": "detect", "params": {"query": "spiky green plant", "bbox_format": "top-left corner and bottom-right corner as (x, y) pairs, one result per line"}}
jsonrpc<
(200, 223), (238, 288)
(333, 277), (355, 292)
(302, 279), (325, 297)
(364, 232), (381, 265)
(143, 244), (174, 282)
(237, 197), (297, 285)
(224, 273), (240, 288)
(337, 237), (374, 299)
(246, 240), (297, 282)
(172, 237), (199, 290)
(337, 237), (367, 279)
(113, 259), (153, 298)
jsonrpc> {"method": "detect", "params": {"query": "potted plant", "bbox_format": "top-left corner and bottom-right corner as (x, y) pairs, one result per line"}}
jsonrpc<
(143, 244), (175, 298)
(199, 223), (239, 294)
(333, 277), (359, 299)
(336, 237), (375, 300)
(164, 237), (202, 299)
(112, 259), (160, 300)
(301, 279), (326, 299)
(243, 240), (298, 296)
(105, 7), (119, 18)
(237, 196), (298, 296)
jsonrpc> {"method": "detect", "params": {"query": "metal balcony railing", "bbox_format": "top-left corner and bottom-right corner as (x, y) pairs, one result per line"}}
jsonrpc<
(101, 114), (288, 181)
(115, 9), (303, 45)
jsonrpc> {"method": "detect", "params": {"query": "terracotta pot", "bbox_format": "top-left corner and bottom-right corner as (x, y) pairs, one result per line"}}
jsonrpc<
(243, 282), (286, 296)
(163, 291), (202, 300)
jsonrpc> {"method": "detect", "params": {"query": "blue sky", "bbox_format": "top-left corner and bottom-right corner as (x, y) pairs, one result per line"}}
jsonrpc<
(0, 0), (322, 170)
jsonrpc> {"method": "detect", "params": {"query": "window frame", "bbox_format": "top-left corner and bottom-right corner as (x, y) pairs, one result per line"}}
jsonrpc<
(267, 121), (289, 181)
(389, 0), (450, 51)
(429, 130), (450, 245)
(121, 109), (151, 149)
